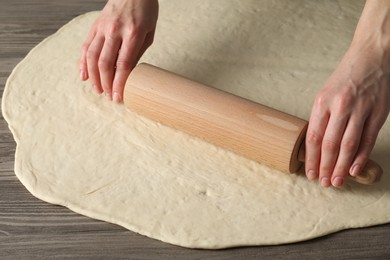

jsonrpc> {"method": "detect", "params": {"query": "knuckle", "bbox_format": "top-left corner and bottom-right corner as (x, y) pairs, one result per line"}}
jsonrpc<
(305, 159), (317, 169)
(372, 108), (388, 125)
(340, 139), (358, 152)
(322, 139), (339, 152)
(86, 49), (99, 60)
(125, 24), (142, 41)
(374, 112), (386, 125)
(129, 25), (140, 38)
(116, 60), (131, 71)
(107, 20), (122, 39)
(98, 58), (111, 70)
(306, 131), (323, 146)
(314, 92), (328, 109)
(81, 43), (89, 53)
(112, 85), (124, 94)
(334, 93), (353, 114)
(361, 135), (376, 148)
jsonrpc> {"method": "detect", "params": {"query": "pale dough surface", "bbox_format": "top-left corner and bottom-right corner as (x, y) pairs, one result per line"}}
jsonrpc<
(2, 0), (390, 249)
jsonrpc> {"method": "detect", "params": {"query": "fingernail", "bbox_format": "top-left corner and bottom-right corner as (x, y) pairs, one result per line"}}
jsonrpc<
(92, 85), (101, 94)
(332, 177), (344, 187)
(307, 170), (317, 180)
(105, 92), (112, 100)
(80, 70), (86, 80)
(350, 164), (361, 177)
(113, 92), (121, 103)
(320, 177), (330, 187)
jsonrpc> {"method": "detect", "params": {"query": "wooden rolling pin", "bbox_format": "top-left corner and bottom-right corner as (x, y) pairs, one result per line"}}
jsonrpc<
(123, 63), (382, 185)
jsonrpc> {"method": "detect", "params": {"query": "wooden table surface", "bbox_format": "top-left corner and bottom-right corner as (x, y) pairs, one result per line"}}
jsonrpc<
(1, 0), (390, 259)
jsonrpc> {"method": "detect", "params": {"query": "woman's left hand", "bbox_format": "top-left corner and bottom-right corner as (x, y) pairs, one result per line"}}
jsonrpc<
(79, 0), (159, 103)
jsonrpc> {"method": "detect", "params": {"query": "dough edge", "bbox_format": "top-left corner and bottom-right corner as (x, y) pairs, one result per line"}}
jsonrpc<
(2, 10), (390, 249)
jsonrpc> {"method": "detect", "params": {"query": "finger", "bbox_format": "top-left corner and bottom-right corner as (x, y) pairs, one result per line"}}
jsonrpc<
(305, 109), (329, 181)
(318, 114), (348, 187)
(86, 35), (105, 94)
(136, 31), (155, 61)
(79, 29), (96, 81)
(349, 116), (380, 177)
(98, 37), (121, 100)
(112, 34), (146, 103)
(79, 49), (89, 81)
(331, 116), (365, 187)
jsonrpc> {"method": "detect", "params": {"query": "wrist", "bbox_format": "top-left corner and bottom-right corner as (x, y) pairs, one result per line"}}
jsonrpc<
(346, 1), (390, 74)
(352, 1), (390, 52)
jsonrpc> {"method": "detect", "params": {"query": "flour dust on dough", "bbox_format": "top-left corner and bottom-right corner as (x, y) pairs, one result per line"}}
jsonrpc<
(2, 0), (390, 249)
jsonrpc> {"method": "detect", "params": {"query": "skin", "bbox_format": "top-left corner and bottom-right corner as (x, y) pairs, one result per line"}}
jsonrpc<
(79, 0), (158, 102)
(80, 0), (390, 188)
(305, 0), (390, 187)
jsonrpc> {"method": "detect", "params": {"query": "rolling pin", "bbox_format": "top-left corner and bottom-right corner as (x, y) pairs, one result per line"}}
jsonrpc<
(123, 63), (382, 185)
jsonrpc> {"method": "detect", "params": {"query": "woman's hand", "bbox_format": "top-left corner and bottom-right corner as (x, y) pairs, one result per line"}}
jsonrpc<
(305, 1), (390, 187)
(79, 0), (158, 103)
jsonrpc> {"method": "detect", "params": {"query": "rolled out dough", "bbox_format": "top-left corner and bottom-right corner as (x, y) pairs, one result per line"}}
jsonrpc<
(2, 0), (390, 249)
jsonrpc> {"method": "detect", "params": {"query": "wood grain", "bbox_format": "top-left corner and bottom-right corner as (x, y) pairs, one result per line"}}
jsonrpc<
(124, 63), (308, 173)
(124, 64), (382, 185)
(0, 0), (390, 259)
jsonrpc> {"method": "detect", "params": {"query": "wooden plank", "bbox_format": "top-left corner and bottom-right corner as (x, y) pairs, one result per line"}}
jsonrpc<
(0, 0), (389, 259)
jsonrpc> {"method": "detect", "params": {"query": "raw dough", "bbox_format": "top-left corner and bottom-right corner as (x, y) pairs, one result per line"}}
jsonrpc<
(2, 0), (390, 249)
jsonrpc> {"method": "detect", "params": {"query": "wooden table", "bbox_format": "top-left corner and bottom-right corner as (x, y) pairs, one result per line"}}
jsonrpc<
(1, 0), (389, 259)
